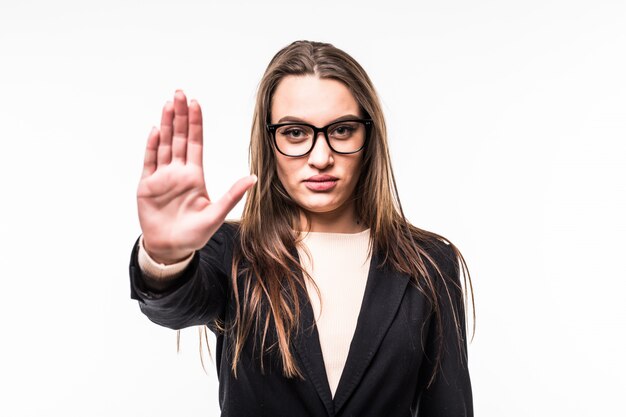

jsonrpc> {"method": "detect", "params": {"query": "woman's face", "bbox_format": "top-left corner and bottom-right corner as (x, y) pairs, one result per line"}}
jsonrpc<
(270, 75), (364, 230)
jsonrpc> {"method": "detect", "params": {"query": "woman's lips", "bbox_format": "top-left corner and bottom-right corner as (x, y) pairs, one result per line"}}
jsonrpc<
(304, 175), (338, 191)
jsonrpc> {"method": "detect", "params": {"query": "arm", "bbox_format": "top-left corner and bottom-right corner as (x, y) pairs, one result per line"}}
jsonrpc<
(137, 234), (195, 291)
(129, 223), (236, 330)
(416, 242), (473, 416)
(130, 90), (255, 330)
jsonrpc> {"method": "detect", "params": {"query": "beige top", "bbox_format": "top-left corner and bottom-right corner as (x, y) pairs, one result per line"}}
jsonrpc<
(137, 228), (372, 398)
(137, 235), (194, 280)
(296, 229), (372, 397)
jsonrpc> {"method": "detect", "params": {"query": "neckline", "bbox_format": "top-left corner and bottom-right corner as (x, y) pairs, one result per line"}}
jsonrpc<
(296, 228), (371, 237)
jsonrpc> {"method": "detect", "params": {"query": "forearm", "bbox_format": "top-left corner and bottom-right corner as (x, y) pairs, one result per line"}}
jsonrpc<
(137, 234), (195, 291)
(128, 224), (233, 330)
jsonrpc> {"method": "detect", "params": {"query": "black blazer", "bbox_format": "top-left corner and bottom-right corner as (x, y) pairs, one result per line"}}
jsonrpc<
(129, 223), (473, 416)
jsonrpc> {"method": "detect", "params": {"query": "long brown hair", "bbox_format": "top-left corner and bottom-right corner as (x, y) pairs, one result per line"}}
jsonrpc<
(202, 40), (474, 388)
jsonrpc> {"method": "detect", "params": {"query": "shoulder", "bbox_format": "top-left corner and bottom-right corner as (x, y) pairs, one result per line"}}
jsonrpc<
(214, 220), (241, 242)
(203, 221), (241, 252)
(410, 229), (460, 286)
(198, 221), (241, 267)
(414, 230), (456, 265)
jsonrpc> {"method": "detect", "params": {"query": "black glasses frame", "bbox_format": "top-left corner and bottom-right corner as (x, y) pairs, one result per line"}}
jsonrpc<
(266, 118), (374, 157)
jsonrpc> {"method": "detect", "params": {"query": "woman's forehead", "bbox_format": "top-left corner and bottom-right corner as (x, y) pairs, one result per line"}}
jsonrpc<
(270, 75), (359, 125)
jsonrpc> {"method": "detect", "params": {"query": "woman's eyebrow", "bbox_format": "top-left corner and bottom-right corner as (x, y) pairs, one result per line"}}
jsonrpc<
(276, 114), (361, 124)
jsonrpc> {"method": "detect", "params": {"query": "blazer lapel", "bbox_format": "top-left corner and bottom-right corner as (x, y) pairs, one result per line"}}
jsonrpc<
(290, 248), (410, 417)
(332, 250), (410, 415)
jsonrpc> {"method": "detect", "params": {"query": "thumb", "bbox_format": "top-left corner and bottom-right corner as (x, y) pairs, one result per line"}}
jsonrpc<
(211, 174), (258, 220)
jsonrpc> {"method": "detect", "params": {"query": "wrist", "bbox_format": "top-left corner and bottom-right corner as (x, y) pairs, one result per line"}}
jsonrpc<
(142, 237), (194, 265)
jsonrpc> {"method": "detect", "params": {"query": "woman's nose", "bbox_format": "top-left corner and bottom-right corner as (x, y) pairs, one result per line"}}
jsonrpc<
(307, 132), (334, 168)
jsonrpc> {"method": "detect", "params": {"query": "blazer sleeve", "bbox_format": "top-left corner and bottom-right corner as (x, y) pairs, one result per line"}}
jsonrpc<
(416, 241), (473, 416)
(128, 223), (235, 330)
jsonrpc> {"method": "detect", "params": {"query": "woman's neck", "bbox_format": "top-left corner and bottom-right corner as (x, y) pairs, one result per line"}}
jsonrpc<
(297, 205), (367, 234)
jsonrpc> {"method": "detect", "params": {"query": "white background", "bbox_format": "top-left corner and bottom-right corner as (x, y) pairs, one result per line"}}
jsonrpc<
(1, 0), (625, 415)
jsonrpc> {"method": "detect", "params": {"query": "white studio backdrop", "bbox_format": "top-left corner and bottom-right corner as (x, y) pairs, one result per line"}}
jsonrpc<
(1, 0), (624, 415)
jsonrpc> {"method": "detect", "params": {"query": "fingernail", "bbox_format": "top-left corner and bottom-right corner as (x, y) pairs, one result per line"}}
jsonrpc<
(251, 174), (258, 183)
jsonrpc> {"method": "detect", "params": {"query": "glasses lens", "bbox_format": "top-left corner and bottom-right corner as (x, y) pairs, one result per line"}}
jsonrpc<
(275, 124), (314, 156)
(327, 121), (366, 153)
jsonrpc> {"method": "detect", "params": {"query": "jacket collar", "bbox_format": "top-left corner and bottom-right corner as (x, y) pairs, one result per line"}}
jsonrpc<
(291, 248), (410, 416)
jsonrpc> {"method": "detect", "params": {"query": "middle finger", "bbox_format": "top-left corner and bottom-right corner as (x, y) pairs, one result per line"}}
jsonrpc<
(172, 90), (189, 163)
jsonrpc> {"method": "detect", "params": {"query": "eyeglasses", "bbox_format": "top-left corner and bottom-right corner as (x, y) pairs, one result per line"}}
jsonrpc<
(266, 118), (373, 157)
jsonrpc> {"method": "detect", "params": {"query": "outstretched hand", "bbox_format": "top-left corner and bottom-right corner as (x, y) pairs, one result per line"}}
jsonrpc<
(137, 90), (256, 264)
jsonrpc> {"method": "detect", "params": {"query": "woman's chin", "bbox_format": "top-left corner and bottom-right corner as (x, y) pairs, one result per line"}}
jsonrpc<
(296, 198), (347, 216)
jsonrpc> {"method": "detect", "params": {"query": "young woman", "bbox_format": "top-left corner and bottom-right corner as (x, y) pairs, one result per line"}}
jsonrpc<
(129, 40), (474, 416)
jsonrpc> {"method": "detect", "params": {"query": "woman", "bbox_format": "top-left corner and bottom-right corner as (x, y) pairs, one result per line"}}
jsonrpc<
(129, 40), (474, 416)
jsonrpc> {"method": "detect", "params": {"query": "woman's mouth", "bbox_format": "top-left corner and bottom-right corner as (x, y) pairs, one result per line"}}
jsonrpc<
(304, 175), (338, 191)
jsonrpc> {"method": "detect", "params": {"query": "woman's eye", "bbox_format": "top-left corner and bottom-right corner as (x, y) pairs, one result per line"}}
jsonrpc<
(279, 127), (311, 142)
(331, 125), (355, 138)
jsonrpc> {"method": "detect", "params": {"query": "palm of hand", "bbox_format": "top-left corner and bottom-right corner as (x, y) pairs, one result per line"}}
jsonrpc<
(138, 161), (212, 252)
(137, 90), (256, 264)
